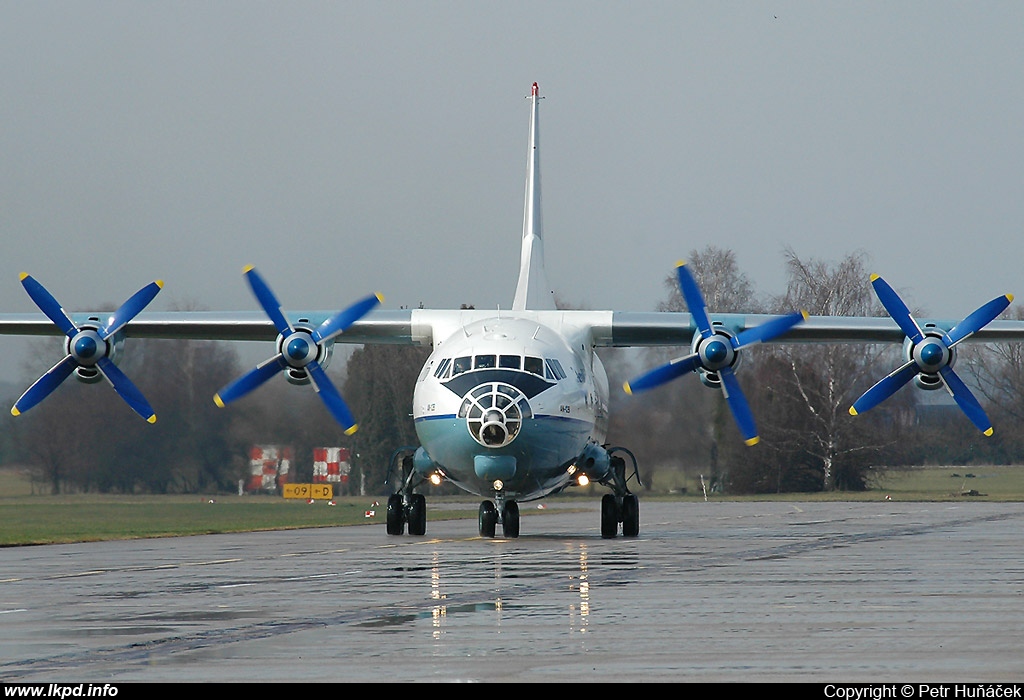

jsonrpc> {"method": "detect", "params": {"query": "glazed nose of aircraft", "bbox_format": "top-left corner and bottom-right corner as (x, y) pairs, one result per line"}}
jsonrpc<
(459, 382), (532, 448)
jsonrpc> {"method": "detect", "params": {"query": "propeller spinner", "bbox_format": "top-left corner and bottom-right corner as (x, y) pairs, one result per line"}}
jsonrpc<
(212, 266), (382, 435)
(12, 273), (163, 422)
(849, 274), (1012, 436)
(623, 261), (807, 446)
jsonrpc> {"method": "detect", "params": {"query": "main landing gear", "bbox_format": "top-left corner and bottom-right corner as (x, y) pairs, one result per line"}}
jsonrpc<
(386, 492), (427, 536)
(385, 448), (428, 536)
(478, 492), (519, 538)
(599, 448), (641, 539)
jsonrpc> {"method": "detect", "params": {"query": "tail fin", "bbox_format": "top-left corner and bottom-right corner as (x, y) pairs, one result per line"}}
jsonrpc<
(512, 82), (555, 311)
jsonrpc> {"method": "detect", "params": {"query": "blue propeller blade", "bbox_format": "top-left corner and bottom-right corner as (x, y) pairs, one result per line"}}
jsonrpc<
(944, 294), (1013, 347)
(719, 367), (759, 446)
(676, 261), (713, 337)
(850, 361), (918, 416)
(871, 275), (925, 343)
(19, 273), (77, 338)
(97, 357), (157, 423)
(102, 281), (164, 339)
(243, 266), (293, 337)
(307, 362), (358, 435)
(214, 356), (287, 407)
(11, 356), (77, 416)
(312, 293), (384, 344)
(939, 366), (993, 436)
(623, 354), (702, 394)
(733, 311), (808, 348)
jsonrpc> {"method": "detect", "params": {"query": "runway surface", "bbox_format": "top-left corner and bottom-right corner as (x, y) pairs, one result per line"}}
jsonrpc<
(1, 499), (1023, 683)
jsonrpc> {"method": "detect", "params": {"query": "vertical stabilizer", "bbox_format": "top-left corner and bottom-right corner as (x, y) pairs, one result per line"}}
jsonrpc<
(512, 82), (555, 311)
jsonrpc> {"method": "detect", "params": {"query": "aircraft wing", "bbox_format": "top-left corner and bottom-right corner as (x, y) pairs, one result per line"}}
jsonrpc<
(5, 308), (1024, 347)
(602, 311), (1024, 347)
(0, 309), (422, 344)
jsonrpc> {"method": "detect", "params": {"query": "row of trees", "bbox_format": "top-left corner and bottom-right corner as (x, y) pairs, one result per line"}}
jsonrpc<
(2, 247), (1023, 495)
(604, 246), (1024, 493)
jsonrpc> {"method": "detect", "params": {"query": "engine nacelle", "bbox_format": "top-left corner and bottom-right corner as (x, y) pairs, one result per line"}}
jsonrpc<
(691, 323), (741, 390)
(280, 324), (333, 386)
(413, 446), (438, 477)
(575, 442), (612, 481)
(903, 333), (954, 391)
(66, 321), (125, 385)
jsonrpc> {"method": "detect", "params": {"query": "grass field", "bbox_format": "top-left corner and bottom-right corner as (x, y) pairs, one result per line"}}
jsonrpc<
(1, 464), (1023, 546)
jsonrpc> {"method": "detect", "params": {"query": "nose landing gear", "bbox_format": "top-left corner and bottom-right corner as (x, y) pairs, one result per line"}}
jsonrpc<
(478, 494), (520, 538)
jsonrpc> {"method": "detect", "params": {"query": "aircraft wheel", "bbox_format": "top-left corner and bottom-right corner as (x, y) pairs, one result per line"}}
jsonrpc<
(601, 493), (618, 539)
(479, 501), (498, 538)
(408, 493), (427, 536)
(621, 494), (640, 537)
(502, 500), (520, 538)
(386, 494), (404, 535)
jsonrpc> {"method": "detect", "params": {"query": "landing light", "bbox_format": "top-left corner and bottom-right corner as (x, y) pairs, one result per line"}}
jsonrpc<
(576, 474), (590, 487)
(429, 472), (443, 486)
(493, 480), (504, 491)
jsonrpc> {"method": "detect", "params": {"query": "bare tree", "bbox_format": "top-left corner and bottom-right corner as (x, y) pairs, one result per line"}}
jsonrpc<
(961, 305), (1024, 462)
(762, 248), (898, 490)
(342, 343), (431, 494)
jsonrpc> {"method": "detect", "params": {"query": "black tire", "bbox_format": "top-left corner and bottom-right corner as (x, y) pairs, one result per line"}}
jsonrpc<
(408, 493), (427, 536)
(386, 494), (404, 535)
(601, 493), (618, 539)
(621, 494), (640, 537)
(502, 500), (520, 538)
(478, 501), (497, 538)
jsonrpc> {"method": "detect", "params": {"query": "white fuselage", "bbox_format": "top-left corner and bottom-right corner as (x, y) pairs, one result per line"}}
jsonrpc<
(411, 311), (609, 501)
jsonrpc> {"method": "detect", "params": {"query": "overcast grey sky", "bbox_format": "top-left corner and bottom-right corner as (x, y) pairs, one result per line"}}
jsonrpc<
(2, 3), (1022, 365)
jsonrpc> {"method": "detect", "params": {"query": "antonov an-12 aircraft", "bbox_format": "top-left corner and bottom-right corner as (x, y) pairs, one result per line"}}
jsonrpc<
(3, 83), (1023, 538)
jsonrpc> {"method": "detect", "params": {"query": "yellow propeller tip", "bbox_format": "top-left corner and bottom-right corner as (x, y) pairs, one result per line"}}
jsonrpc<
(242, 264), (255, 274)
(984, 427), (994, 437)
(375, 293), (385, 304)
(675, 260), (687, 268)
(1006, 293), (1014, 303)
(869, 273), (880, 282)
(623, 382), (633, 395)
(18, 272), (29, 281)
(849, 406), (859, 416)
(147, 415), (157, 424)
(213, 394), (225, 408)
(155, 280), (164, 289)
(345, 424), (359, 436)
(11, 407), (20, 417)
(801, 310), (810, 320)
(745, 436), (760, 447)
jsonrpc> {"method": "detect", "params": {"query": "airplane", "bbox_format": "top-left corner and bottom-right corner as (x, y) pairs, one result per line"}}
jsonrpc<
(2, 82), (1022, 539)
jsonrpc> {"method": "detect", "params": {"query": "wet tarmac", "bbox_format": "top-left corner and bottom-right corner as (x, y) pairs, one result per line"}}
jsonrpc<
(1, 500), (1023, 683)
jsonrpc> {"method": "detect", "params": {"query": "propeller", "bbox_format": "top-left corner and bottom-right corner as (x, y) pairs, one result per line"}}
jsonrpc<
(213, 266), (382, 435)
(623, 261), (807, 446)
(12, 273), (163, 422)
(849, 274), (1012, 436)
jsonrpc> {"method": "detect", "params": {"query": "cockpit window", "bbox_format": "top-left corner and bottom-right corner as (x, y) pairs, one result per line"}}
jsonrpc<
(452, 356), (472, 376)
(524, 356), (544, 376)
(433, 357), (452, 379)
(474, 354), (496, 369)
(499, 355), (521, 369)
(545, 358), (566, 381)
